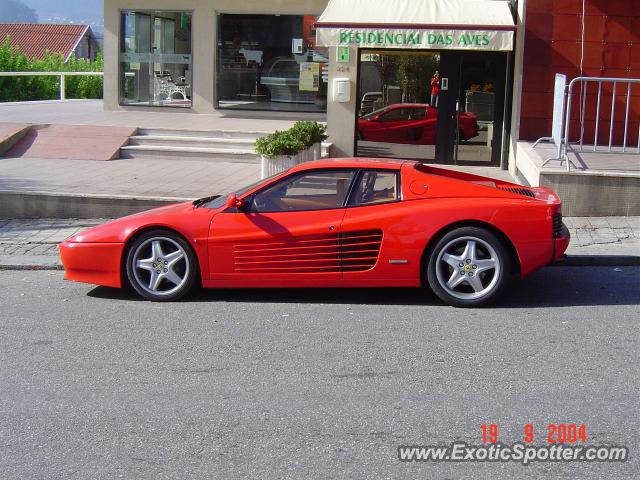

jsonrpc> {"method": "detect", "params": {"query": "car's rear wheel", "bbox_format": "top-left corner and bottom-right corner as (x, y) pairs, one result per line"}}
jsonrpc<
(125, 230), (197, 301)
(426, 227), (510, 307)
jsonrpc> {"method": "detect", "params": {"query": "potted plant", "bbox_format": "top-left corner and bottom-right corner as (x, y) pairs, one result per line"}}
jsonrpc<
(291, 121), (328, 160)
(255, 122), (328, 178)
(255, 130), (306, 178)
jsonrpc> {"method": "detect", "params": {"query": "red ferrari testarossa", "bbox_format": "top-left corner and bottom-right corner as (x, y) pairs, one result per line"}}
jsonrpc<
(59, 158), (569, 307)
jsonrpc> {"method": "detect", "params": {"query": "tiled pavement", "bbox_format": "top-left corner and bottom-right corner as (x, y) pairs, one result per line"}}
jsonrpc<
(563, 216), (640, 256)
(0, 157), (260, 199)
(0, 218), (104, 257)
(1, 216), (638, 269)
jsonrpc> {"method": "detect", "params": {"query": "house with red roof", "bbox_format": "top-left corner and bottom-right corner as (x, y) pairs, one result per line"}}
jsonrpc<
(0, 23), (99, 62)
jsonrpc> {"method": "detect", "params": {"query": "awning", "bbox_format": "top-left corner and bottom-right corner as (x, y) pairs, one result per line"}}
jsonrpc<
(315, 0), (516, 52)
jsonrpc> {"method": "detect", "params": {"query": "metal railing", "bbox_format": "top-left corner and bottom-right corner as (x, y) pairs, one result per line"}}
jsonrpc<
(535, 76), (640, 171)
(0, 71), (104, 100)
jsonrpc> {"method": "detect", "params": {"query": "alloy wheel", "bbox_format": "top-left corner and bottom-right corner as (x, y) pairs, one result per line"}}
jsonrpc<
(434, 235), (501, 301)
(131, 236), (190, 297)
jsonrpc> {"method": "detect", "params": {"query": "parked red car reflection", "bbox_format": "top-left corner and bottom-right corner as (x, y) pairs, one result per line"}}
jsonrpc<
(357, 103), (479, 145)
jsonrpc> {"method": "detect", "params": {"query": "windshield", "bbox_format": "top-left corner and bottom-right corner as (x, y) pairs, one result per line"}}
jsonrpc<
(361, 106), (389, 120)
(203, 171), (285, 209)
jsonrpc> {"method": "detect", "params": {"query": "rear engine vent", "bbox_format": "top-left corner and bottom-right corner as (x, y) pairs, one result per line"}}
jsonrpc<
(497, 186), (536, 198)
(340, 230), (383, 272)
(233, 229), (383, 274)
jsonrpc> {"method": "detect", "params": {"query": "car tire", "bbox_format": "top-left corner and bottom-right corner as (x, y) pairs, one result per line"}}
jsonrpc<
(426, 226), (511, 307)
(125, 229), (198, 301)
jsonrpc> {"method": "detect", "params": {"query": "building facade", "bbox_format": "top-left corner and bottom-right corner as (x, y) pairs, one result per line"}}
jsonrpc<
(102, 0), (638, 177)
(103, 0), (329, 112)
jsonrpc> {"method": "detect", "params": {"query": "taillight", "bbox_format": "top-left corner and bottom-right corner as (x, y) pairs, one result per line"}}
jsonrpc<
(551, 205), (563, 238)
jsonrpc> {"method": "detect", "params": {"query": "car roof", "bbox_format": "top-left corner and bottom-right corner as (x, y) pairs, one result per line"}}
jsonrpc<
(289, 157), (416, 172)
(387, 103), (429, 108)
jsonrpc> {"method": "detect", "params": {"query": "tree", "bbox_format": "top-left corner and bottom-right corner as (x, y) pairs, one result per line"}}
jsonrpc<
(0, 0), (38, 23)
(373, 54), (398, 107)
(396, 54), (439, 104)
(0, 37), (103, 102)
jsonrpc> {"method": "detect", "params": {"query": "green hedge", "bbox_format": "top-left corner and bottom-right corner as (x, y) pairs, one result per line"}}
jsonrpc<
(0, 36), (103, 102)
(255, 121), (327, 159)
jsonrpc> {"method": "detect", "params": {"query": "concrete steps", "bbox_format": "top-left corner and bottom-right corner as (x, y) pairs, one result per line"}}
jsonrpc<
(120, 128), (265, 163)
(120, 128), (333, 163)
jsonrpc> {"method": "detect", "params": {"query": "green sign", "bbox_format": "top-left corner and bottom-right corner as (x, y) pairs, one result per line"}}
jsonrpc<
(336, 46), (350, 63)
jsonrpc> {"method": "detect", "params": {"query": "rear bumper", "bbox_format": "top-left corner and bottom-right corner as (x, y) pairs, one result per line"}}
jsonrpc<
(59, 241), (124, 288)
(552, 224), (571, 262)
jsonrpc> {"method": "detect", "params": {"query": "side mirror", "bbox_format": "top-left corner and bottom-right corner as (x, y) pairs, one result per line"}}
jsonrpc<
(225, 193), (246, 211)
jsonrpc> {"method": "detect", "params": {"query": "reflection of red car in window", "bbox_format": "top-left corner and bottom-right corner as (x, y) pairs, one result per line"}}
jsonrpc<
(357, 103), (479, 145)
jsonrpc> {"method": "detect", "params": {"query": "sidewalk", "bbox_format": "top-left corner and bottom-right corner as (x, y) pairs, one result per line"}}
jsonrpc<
(1, 216), (638, 270)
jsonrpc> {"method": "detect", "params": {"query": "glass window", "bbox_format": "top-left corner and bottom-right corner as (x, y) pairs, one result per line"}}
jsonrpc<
(349, 171), (399, 206)
(120, 11), (192, 108)
(217, 14), (327, 113)
(356, 50), (440, 161)
(380, 108), (410, 122)
(250, 170), (356, 212)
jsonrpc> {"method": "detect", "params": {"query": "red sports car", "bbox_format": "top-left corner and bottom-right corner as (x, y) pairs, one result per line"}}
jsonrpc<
(59, 159), (569, 307)
(357, 103), (479, 144)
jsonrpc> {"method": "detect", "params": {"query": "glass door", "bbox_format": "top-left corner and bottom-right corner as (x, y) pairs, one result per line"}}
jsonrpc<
(120, 11), (192, 107)
(436, 51), (507, 165)
(355, 49), (441, 162)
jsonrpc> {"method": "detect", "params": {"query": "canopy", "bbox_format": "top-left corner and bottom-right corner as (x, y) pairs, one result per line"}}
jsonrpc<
(315, 0), (516, 51)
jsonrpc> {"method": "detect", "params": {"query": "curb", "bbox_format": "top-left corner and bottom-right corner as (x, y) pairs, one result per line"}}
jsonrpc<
(1, 255), (638, 272)
(0, 190), (192, 219)
(0, 263), (62, 271)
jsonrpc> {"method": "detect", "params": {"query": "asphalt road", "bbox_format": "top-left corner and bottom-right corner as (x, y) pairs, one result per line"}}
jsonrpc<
(0, 267), (639, 479)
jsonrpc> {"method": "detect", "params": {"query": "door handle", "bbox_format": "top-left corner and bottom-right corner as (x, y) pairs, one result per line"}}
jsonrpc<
(329, 225), (335, 231)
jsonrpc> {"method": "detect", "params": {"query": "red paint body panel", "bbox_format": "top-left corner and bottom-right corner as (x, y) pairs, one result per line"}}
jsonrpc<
(208, 209), (346, 282)
(60, 201), (215, 287)
(59, 158), (570, 293)
(60, 241), (124, 288)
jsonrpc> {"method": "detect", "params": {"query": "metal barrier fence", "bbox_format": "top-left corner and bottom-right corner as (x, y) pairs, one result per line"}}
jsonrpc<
(0, 71), (104, 100)
(534, 75), (640, 171)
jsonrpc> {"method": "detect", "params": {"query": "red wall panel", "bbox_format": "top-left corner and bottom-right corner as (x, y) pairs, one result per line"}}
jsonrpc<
(520, 0), (639, 143)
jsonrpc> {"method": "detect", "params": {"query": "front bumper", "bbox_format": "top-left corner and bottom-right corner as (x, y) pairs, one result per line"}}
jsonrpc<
(59, 241), (125, 288)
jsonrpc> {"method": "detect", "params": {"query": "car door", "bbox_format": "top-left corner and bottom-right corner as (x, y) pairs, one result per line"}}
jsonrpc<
(340, 168), (417, 286)
(364, 106), (411, 143)
(207, 169), (357, 287)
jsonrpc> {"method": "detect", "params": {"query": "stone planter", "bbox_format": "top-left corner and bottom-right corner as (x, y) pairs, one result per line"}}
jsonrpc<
(260, 145), (317, 178)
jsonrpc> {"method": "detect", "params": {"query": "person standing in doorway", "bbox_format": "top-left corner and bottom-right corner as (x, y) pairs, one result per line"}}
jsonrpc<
(430, 70), (440, 107)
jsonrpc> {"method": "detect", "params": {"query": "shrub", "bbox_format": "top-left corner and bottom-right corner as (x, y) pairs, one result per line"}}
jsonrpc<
(0, 36), (103, 102)
(255, 130), (306, 159)
(255, 121), (327, 158)
(291, 121), (328, 147)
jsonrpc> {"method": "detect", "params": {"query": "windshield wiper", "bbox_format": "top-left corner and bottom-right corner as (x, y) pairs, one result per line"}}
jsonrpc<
(192, 195), (219, 207)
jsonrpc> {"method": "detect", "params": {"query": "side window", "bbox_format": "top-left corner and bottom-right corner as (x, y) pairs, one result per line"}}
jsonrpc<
(349, 170), (399, 206)
(250, 170), (356, 212)
(409, 108), (426, 120)
(380, 108), (409, 122)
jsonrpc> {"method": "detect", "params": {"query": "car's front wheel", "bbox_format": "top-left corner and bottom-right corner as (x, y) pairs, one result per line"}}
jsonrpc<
(426, 227), (511, 307)
(125, 229), (197, 301)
